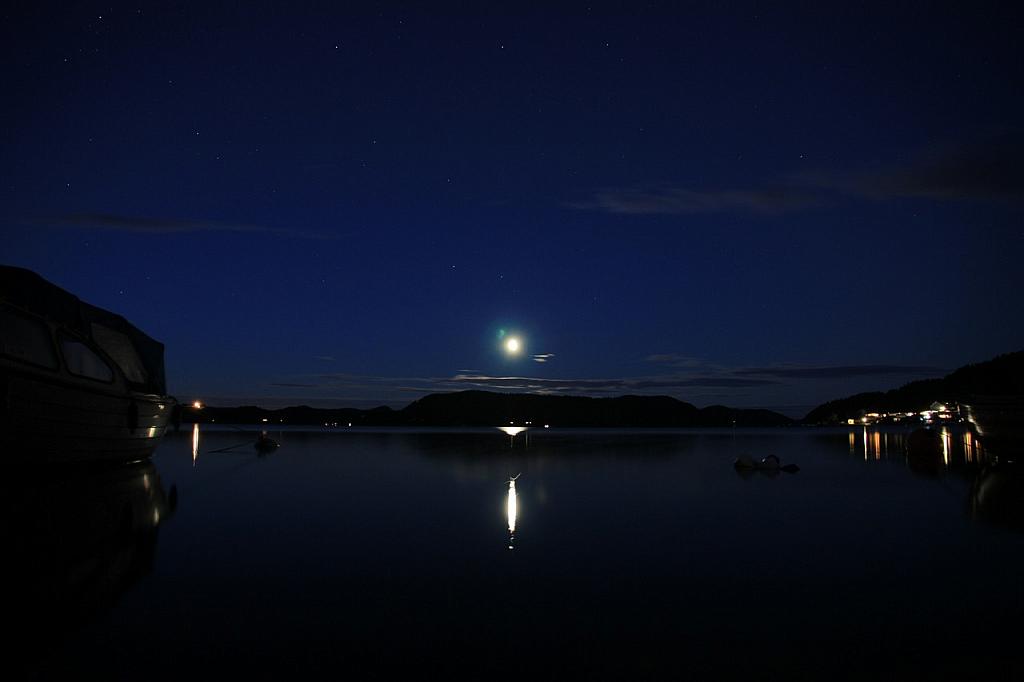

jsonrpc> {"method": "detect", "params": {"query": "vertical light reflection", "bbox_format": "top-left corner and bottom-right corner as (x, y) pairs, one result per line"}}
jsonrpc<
(849, 431), (855, 454)
(497, 426), (528, 448)
(192, 422), (200, 465)
(863, 427), (868, 461)
(506, 475), (519, 550)
(964, 431), (974, 463)
(941, 428), (950, 467)
(874, 431), (882, 460)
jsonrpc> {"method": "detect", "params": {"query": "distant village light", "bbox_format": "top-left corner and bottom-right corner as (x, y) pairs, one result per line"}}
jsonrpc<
(192, 400), (203, 409)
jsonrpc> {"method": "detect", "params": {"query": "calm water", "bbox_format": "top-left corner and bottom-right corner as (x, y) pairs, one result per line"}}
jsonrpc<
(11, 425), (1024, 680)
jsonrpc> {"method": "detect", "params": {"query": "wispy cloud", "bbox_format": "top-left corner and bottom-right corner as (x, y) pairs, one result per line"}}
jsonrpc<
(645, 354), (715, 368)
(301, 371), (778, 394)
(734, 364), (942, 379)
(838, 132), (1024, 202)
(288, 360), (942, 396)
(532, 353), (556, 363)
(571, 185), (818, 215)
(314, 356), (336, 362)
(646, 354), (944, 381)
(50, 213), (336, 239)
(574, 133), (1024, 216)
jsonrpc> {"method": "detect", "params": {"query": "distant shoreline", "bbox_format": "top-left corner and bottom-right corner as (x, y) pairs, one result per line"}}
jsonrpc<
(178, 390), (794, 428)
(179, 349), (1023, 428)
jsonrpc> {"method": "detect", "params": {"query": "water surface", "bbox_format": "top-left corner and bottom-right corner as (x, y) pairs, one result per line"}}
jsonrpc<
(16, 426), (1024, 680)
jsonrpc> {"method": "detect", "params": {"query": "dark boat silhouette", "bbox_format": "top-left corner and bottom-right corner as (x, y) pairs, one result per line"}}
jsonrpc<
(255, 431), (280, 453)
(0, 265), (174, 461)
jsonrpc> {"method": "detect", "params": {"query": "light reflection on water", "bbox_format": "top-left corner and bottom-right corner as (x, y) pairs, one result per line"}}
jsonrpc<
(846, 424), (986, 470)
(506, 475), (518, 549)
(28, 425), (1024, 679)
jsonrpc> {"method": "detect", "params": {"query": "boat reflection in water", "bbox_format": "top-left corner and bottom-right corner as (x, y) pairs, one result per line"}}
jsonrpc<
(506, 474), (519, 550)
(5, 457), (177, 673)
(969, 458), (1024, 532)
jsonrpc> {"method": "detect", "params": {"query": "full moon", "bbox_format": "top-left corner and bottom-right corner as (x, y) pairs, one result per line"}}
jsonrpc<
(505, 337), (521, 354)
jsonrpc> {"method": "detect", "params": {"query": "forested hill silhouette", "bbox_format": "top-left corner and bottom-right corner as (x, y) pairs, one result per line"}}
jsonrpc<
(803, 351), (1024, 424)
(401, 391), (792, 427)
(184, 391), (794, 427)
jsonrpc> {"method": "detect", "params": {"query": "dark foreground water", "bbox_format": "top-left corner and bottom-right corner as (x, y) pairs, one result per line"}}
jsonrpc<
(10, 425), (1024, 680)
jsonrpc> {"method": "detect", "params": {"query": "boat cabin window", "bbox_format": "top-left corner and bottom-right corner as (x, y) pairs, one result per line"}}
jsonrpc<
(0, 306), (59, 369)
(91, 323), (148, 384)
(61, 338), (114, 382)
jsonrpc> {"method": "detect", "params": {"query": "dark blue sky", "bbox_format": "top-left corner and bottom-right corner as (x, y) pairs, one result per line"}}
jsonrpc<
(3, 2), (1022, 416)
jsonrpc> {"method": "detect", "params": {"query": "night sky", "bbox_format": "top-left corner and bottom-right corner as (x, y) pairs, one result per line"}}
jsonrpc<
(3, 2), (1022, 416)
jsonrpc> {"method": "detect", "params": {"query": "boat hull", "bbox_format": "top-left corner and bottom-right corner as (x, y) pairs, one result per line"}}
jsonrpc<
(0, 365), (173, 462)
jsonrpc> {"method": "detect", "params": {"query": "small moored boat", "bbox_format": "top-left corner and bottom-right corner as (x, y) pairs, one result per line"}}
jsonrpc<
(254, 431), (279, 452)
(734, 454), (800, 473)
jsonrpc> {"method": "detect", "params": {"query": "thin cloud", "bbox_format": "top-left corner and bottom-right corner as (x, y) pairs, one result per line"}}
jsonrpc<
(50, 213), (336, 239)
(734, 364), (943, 379)
(314, 356), (336, 362)
(304, 363), (939, 393)
(646, 354), (714, 369)
(271, 369), (777, 400)
(532, 353), (556, 363)
(575, 132), (1024, 216)
(646, 354), (943, 381)
(849, 132), (1024, 202)
(449, 374), (777, 390)
(571, 185), (818, 215)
